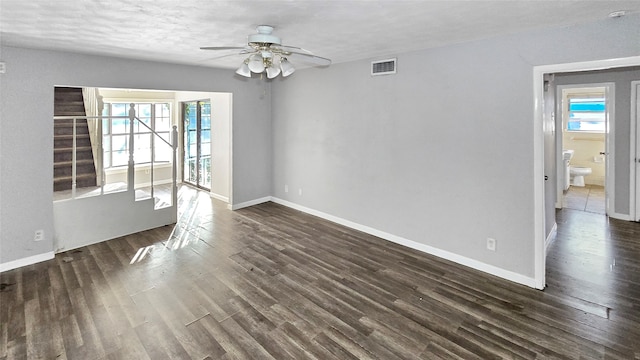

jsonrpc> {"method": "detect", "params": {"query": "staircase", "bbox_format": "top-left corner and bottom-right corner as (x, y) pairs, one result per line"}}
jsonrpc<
(53, 87), (97, 192)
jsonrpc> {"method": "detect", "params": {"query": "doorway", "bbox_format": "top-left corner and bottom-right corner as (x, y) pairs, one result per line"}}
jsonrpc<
(556, 84), (612, 216)
(183, 100), (212, 190)
(533, 55), (640, 289)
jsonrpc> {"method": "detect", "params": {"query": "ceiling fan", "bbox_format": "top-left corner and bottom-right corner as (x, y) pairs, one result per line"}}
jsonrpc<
(200, 25), (331, 78)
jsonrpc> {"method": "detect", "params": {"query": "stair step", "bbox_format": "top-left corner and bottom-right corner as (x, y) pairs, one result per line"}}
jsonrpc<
(54, 159), (95, 167)
(54, 119), (89, 125)
(54, 173), (96, 182)
(54, 135), (92, 148)
(54, 161), (96, 172)
(54, 94), (83, 101)
(54, 145), (92, 151)
(54, 129), (89, 137)
(54, 123), (89, 131)
(54, 88), (83, 99)
(53, 86), (97, 191)
(55, 100), (84, 105)
(54, 112), (87, 117)
(54, 175), (97, 192)
(54, 134), (90, 140)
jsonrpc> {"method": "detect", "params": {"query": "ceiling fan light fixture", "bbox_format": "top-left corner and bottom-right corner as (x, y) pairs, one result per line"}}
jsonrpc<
(235, 59), (251, 77)
(280, 58), (295, 77)
(202, 25), (330, 79)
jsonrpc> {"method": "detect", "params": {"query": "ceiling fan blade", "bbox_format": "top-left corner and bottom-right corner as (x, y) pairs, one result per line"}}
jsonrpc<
(276, 45), (313, 55)
(201, 50), (256, 61)
(286, 51), (332, 66)
(200, 46), (246, 51)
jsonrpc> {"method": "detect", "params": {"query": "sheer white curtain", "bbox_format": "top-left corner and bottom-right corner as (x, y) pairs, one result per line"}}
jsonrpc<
(82, 87), (104, 185)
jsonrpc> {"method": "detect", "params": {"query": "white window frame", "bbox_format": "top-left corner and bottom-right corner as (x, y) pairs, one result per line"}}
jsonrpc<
(102, 100), (172, 169)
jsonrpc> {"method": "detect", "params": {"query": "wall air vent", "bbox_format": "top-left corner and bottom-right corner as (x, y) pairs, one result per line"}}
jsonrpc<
(371, 58), (396, 76)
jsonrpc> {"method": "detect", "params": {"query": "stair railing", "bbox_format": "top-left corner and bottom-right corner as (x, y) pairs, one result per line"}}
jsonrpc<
(54, 104), (178, 213)
(127, 104), (179, 209)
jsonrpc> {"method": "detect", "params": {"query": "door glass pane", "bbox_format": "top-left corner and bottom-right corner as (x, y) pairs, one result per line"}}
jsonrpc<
(200, 102), (212, 189)
(182, 101), (211, 190)
(183, 102), (198, 184)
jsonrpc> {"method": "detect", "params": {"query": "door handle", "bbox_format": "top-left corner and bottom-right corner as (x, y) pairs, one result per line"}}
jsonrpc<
(544, 175), (549, 181)
(600, 152), (606, 155)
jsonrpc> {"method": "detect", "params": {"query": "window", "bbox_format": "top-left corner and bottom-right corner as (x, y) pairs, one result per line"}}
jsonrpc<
(566, 96), (606, 132)
(102, 102), (172, 168)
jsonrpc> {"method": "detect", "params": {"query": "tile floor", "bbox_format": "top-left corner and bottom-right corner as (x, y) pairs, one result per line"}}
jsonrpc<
(563, 184), (606, 214)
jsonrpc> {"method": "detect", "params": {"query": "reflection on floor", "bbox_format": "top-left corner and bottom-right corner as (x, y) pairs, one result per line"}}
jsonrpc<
(564, 184), (605, 214)
(3, 186), (640, 358)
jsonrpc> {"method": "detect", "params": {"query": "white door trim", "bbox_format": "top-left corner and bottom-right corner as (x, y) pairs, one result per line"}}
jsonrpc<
(533, 55), (640, 290)
(632, 81), (640, 221)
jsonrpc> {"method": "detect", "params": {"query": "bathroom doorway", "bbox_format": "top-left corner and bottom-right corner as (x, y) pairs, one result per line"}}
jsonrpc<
(555, 83), (614, 216)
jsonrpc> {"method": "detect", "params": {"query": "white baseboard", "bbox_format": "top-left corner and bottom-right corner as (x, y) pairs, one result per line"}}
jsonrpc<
(271, 197), (537, 288)
(545, 222), (558, 254)
(229, 196), (271, 211)
(0, 251), (55, 273)
(210, 192), (229, 203)
(609, 212), (632, 221)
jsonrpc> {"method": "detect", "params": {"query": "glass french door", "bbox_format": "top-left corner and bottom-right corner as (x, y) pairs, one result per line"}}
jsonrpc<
(183, 100), (211, 190)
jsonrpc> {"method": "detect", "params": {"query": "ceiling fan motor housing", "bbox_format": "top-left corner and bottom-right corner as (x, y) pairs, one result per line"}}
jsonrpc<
(248, 25), (281, 46)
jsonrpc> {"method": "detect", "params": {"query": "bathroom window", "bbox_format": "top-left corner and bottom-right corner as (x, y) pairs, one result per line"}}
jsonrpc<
(566, 96), (605, 132)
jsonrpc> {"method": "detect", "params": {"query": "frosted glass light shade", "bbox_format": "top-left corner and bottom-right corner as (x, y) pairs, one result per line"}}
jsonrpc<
(280, 58), (295, 77)
(266, 65), (281, 79)
(248, 57), (265, 73)
(235, 62), (251, 77)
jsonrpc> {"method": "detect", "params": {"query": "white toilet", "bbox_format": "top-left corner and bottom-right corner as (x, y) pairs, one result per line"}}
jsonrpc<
(569, 166), (592, 187)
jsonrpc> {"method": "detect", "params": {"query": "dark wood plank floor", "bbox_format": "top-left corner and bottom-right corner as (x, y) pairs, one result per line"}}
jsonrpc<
(2, 185), (639, 359)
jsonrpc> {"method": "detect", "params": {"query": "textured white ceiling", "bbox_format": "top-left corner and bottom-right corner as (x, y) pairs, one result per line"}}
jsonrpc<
(0, 1), (638, 70)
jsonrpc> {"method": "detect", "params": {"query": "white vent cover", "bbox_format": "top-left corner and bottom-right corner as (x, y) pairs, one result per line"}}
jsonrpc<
(371, 58), (396, 76)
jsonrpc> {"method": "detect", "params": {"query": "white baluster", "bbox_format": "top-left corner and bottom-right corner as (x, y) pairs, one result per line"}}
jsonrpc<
(172, 125), (178, 214)
(128, 103), (135, 192)
(71, 117), (77, 199)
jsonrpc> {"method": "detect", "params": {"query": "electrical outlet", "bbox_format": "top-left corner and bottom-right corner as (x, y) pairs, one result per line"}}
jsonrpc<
(0, 62), (6, 74)
(34, 230), (44, 242)
(486, 237), (496, 251)
(284, 184), (289, 193)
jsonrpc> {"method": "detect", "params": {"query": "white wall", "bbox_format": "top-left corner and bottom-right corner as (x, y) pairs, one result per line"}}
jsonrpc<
(271, 14), (640, 282)
(53, 190), (175, 252)
(0, 47), (271, 268)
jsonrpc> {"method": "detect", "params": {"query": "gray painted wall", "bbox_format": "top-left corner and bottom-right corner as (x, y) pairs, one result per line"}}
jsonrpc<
(271, 14), (640, 278)
(555, 67), (640, 216)
(0, 46), (272, 265)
